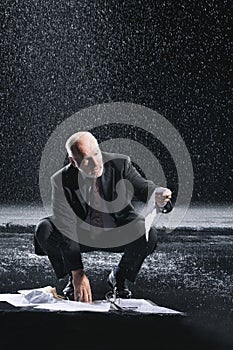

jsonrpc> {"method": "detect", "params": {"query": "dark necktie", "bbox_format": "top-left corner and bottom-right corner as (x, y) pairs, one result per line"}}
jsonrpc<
(89, 178), (104, 228)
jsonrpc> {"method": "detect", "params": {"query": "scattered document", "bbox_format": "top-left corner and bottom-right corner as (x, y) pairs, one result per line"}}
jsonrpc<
(34, 300), (111, 312)
(0, 293), (37, 307)
(113, 298), (184, 315)
(0, 287), (184, 315)
(0, 288), (111, 312)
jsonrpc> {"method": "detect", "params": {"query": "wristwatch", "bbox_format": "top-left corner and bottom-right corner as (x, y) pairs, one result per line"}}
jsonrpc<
(161, 200), (173, 214)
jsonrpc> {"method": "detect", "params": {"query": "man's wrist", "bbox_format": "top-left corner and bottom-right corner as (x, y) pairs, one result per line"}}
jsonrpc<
(72, 268), (84, 277)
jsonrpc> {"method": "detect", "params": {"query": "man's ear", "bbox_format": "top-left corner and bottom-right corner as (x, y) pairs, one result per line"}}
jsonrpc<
(68, 156), (76, 167)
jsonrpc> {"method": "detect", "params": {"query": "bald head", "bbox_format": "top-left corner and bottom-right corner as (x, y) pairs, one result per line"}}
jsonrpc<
(65, 131), (98, 157)
(65, 131), (103, 178)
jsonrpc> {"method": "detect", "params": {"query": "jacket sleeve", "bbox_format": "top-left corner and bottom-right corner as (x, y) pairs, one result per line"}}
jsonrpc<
(123, 156), (157, 203)
(50, 172), (84, 272)
(51, 172), (78, 240)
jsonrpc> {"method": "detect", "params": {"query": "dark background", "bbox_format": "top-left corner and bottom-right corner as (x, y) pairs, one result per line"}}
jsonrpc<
(1, 0), (232, 205)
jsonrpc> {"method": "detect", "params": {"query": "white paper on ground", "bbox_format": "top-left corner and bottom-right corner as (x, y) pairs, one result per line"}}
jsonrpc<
(34, 300), (111, 312)
(18, 288), (110, 312)
(114, 298), (184, 315)
(0, 286), (184, 314)
(0, 289), (111, 312)
(0, 293), (37, 307)
(0, 294), (183, 314)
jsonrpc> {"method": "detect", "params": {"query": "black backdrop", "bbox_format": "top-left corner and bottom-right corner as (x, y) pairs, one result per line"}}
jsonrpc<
(1, 0), (232, 205)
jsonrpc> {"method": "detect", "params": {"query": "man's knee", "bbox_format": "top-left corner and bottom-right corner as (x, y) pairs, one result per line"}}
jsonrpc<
(34, 218), (53, 255)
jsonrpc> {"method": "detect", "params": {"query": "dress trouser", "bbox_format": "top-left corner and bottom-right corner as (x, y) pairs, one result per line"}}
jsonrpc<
(34, 217), (158, 282)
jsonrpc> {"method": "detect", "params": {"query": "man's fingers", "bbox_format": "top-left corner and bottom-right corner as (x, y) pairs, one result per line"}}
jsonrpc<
(155, 187), (172, 208)
(156, 195), (171, 207)
(157, 195), (171, 201)
(79, 289), (84, 302)
(84, 286), (92, 302)
(88, 288), (92, 303)
(74, 289), (80, 301)
(72, 272), (92, 302)
(162, 190), (172, 197)
(77, 288), (92, 302)
(82, 289), (89, 302)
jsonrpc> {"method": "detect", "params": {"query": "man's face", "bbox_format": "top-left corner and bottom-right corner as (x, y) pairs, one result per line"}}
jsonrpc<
(71, 136), (103, 178)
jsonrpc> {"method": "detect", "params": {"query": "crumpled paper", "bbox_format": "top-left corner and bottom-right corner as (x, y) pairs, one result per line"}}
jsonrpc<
(23, 290), (57, 304)
(18, 286), (64, 304)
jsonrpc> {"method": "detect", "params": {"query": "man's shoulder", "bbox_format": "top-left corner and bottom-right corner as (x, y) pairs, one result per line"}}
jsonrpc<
(50, 164), (73, 182)
(102, 151), (130, 163)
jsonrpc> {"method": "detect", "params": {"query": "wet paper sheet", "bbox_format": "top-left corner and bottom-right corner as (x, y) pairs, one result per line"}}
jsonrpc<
(0, 292), (111, 312)
(0, 287), (184, 314)
(34, 300), (111, 312)
(0, 293), (37, 307)
(113, 298), (184, 315)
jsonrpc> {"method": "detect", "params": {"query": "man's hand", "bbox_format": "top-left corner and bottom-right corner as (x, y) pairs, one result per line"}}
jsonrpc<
(72, 268), (92, 302)
(155, 187), (172, 207)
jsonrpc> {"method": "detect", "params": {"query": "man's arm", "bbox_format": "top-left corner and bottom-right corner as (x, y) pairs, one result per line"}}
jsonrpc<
(123, 156), (156, 202)
(51, 172), (92, 302)
(51, 173), (78, 242)
(123, 157), (172, 207)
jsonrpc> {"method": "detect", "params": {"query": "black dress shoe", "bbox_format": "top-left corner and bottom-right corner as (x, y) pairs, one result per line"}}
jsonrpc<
(62, 275), (74, 300)
(107, 268), (132, 299)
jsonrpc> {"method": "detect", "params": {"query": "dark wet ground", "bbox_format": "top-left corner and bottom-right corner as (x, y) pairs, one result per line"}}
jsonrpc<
(0, 231), (232, 350)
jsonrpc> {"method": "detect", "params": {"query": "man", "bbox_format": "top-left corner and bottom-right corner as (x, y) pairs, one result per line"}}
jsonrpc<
(34, 131), (172, 302)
